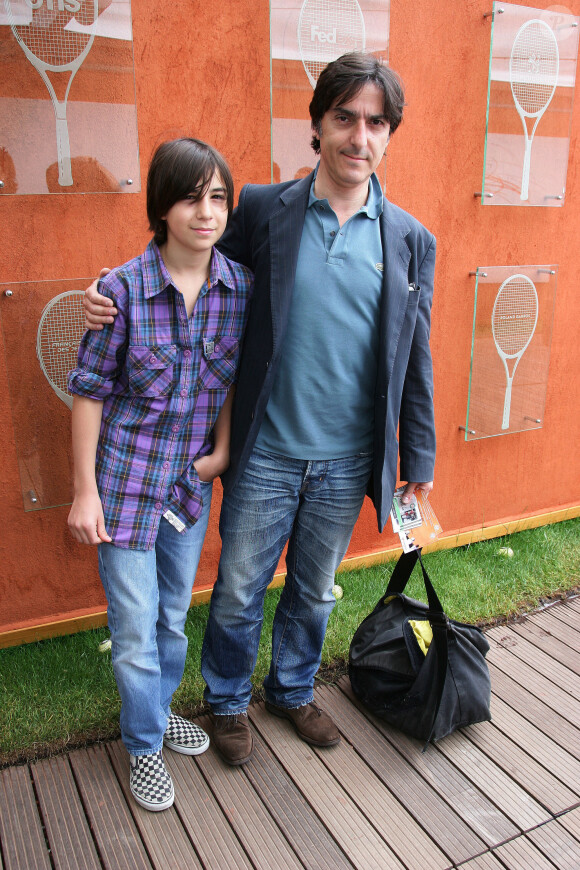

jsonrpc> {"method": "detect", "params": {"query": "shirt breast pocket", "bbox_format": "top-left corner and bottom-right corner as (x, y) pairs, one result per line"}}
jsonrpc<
(126, 345), (177, 397)
(198, 336), (239, 391)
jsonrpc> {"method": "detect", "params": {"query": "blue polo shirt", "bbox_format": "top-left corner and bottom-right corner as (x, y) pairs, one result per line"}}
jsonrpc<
(255, 171), (384, 459)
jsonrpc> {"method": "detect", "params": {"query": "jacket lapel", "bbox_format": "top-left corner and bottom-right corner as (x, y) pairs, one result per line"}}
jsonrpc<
(268, 173), (313, 350)
(379, 203), (412, 384)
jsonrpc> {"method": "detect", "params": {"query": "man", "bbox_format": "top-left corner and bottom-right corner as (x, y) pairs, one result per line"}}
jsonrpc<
(83, 53), (436, 767)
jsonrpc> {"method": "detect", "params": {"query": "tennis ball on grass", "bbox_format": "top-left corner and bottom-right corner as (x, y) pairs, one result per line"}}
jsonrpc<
(497, 547), (514, 558)
(332, 584), (344, 599)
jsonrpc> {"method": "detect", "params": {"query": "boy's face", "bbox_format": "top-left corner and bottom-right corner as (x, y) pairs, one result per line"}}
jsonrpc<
(162, 171), (228, 257)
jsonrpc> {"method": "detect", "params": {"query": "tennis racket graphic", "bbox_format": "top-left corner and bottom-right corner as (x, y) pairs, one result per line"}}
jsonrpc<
(492, 275), (539, 430)
(37, 291), (86, 409)
(509, 19), (559, 201)
(4, 0), (98, 187)
(298, 0), (365, 88)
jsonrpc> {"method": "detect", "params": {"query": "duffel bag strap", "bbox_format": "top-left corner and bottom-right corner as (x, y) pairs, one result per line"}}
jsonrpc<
(384, 549), (445, 617)
(418, 552), (449, 749)
(385, 550), (449, 749)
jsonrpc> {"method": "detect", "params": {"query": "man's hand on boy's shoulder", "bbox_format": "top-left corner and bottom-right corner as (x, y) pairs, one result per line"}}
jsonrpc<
(84, 268), (116, 330)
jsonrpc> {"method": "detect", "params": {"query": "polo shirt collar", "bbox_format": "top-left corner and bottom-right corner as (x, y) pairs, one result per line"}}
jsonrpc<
(308, 164), (384, 219)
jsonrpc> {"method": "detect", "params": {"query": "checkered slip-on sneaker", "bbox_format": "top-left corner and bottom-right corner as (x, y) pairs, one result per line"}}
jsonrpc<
(163, 712), (210, 756)
(129, 750), (174, 812)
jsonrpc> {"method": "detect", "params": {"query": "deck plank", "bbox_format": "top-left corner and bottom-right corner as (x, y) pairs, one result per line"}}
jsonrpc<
(106, 741), (204, 870)
(459, 718), (579, 814)
(509, 619), (580, 675)
(492, 834), (563, 869)
(69, 745), (153, 870)
(558, 806), (580, 840)
(456, 855), (504, 869)
(31, 754), (101, 870)
(248, 701), (406, 870)
(526, 607), (580, 653)
(486, 637), (580, 726)
(431, 728), (550, 831)
(271, 687), (451, 870)
(487, 626), (580, 700)
(164, 747), (255, 870)
(0, 765), (51, 870)
(488, 662), (580, 758)
(338, 677), (534, 841)
(526, 818), (580, 869)
(545, 601), (580, 631)
(487, 694), (580, 794)
(192, 715), (304, 870)
(330, 680), (499, 862)
(243, 724), (356, 870)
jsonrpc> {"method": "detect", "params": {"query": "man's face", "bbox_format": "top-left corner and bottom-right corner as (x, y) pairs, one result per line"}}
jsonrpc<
(315, 83), (391, 194)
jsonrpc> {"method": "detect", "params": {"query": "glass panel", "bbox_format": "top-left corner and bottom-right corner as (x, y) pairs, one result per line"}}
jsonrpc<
(0, 279), (89, 510)
(0, 0), (140, 195)
(482, 2), (579, 206)
(465, 265), (557, 440)
(271, 0), (390, 186)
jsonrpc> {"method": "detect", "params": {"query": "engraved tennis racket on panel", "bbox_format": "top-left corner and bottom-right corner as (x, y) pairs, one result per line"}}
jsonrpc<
(492, 275), (539, 430)
(298, 0), (365, 88)
(509, 19), (559, 201)
(4, 0), (99, 187)
(36, 290), (85, 409)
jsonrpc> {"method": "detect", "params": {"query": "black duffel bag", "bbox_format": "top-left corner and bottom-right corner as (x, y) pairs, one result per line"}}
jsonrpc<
(349, 549), (491, 747)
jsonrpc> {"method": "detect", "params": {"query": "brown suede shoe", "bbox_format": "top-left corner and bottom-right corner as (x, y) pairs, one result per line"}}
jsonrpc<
(265, 701), (341, 747)
(210, 713), (253, 766)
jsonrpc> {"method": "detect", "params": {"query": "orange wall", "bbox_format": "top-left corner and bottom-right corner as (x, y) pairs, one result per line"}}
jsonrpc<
(1, 0), (579, 637)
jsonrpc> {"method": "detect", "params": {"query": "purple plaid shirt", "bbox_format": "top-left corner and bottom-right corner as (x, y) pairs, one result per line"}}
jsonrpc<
(69, 241), (253, 549)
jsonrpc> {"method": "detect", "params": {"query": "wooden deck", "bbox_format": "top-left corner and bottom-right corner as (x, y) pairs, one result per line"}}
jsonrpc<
(1, 597), (580, 870)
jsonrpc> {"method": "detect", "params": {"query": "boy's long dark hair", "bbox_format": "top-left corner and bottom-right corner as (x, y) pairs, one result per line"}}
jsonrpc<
(309, 53), (405, 153)
(147, 138), (234, 246)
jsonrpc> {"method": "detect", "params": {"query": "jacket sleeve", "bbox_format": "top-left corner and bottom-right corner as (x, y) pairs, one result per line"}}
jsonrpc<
(398, 235), (436, 483)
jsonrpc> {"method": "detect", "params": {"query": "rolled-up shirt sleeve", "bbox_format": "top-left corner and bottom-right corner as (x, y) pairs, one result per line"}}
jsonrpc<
(68, 275), (128, 401)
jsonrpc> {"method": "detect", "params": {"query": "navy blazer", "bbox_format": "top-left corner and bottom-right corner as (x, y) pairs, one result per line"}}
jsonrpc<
(217, 171), (436, 532)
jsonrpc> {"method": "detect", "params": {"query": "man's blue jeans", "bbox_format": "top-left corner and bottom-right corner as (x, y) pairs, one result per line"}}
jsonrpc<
(98, 482), (212, 755)
(202, 448), (373, 713)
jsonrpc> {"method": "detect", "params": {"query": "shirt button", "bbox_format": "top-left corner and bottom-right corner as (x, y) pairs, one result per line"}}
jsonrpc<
(180, 389), (187, 397)
(172, 424), (179, 431)
(330, 231), (336, 237)
(155, 502), (162, 510)
(184, 350), (191, 358)
(149, 355), (156, 363)
(163, 462), (169, 469)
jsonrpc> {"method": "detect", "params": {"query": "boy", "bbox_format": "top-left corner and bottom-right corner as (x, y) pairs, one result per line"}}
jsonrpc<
(68, 138), (253, 810)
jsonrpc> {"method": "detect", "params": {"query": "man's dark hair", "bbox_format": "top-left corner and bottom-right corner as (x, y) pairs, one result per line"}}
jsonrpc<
(147, 138), (234, 246)
(309, 53), (405, 154)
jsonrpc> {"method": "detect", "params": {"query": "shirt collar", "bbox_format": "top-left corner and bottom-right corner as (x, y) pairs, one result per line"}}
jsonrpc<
(141, 240), (236, 299)
(307, 163), (384, 219)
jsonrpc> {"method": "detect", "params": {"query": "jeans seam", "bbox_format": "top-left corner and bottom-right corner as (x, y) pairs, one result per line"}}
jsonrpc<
(269, 521), (298, 687)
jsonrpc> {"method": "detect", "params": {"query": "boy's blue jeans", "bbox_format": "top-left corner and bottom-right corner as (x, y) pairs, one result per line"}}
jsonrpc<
(98, 482), (212, 755)
(202, 448), (373, 714)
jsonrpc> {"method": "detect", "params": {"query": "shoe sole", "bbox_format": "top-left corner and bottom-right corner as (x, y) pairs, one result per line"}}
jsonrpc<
(130, 785), (175, 812)
(265, 702), (341, 747)
(163, 734), (210, 756)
